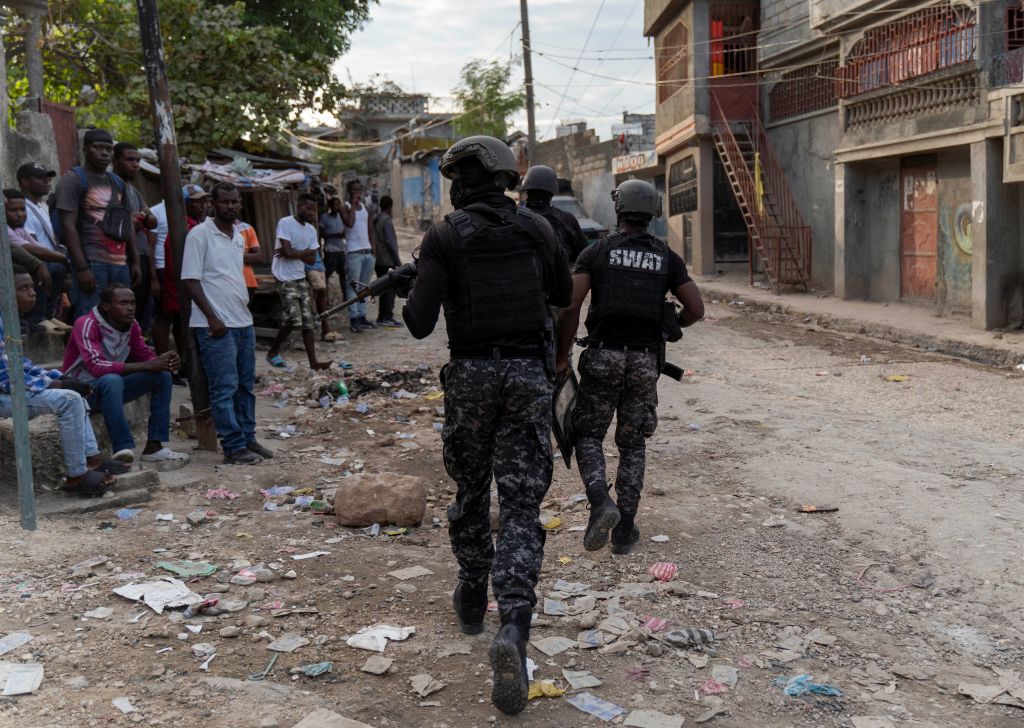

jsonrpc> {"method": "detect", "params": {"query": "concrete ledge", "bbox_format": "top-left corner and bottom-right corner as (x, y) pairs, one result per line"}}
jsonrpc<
(0, 469), (157, 517)
(699, 279), (1024, 369)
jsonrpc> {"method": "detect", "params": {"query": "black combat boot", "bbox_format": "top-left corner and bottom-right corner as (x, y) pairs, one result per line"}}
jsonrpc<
(452, 581), (488, 635)
(583, 479), (621, 552)
(489, 607), (531, 715)
(610, 509), (640, 555)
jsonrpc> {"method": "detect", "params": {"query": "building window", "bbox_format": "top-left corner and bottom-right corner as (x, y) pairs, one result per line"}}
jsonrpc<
(768, 61), (839, 121)
(657, 21), (689, 104)
(1008, 6), (1024, 51)
(710, 3), (758, 77)
(669, 157), (698, 216)
(837, 3), (976, 98)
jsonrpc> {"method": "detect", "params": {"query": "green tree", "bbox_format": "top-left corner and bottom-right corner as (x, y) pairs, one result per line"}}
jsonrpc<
(452, 59), (524, 139)
(4, 0), (375, 156)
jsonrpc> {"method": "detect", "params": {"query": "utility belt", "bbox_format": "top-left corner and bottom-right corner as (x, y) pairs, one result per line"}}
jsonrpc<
(576, 337), (683, 381)
(449, 345), (546, 361)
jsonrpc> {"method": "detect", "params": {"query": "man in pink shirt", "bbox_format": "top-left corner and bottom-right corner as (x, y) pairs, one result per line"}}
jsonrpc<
(64, 286), (189, 467)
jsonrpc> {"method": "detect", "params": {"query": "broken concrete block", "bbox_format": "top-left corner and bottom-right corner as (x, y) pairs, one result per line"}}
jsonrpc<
(334, 473), (426, 527)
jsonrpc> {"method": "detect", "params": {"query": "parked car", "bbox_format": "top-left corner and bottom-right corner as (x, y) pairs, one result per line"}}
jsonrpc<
(551, 194), (608, 243)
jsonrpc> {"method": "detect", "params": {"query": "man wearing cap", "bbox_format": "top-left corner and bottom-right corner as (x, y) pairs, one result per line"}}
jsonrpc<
(16, 162), (70, 331)
(54, 129), (142, 318)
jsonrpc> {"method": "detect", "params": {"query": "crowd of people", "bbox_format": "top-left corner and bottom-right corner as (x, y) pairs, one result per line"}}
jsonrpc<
(1, 129), (402, 494)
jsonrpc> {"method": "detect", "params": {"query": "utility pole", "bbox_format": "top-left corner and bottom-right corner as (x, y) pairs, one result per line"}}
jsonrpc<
(0, 188), (36, 531)
(135, 0), (218, 451)
(520, 0), (537, 155)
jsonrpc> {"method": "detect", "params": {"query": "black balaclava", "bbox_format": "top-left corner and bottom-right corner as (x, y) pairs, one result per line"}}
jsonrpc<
(524, 189), (553, 212)
(450, 157), (508, 209)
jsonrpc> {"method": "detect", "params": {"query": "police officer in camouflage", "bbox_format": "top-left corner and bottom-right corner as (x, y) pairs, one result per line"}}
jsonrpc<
(402, 136), (572, 716)
(556, 179), (704, 555)
(520, 165), (588, 263)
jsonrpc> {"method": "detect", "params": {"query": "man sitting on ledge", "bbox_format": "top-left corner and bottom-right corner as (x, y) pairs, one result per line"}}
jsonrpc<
(0, 266), (128, 496)
(63, 285), (190, 469)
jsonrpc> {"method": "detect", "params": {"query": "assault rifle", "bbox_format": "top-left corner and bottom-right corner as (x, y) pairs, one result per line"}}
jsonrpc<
(315, 260), (418, 322)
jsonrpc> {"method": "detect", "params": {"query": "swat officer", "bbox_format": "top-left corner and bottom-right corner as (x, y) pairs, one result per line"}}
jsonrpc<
(520, 165), (588, 263)
(401, 136), (572, 715)
(555, 179), (704, 555)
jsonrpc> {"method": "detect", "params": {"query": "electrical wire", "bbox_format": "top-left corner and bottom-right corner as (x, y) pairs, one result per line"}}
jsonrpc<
(542, 0), (608, 139)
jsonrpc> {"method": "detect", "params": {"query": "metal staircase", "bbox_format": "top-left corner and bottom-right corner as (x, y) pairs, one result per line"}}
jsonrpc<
(710, 92), (812, 292)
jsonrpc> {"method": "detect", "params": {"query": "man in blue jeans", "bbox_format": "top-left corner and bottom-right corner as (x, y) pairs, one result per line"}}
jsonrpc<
(340, 179), (377, 332)
(180, 182), (271, 465)
(53, 129), (142, 318)
(63, 286), (189, 469)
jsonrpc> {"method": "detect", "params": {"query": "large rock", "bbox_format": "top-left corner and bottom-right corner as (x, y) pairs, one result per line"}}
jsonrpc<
(334, 472), (426, 527)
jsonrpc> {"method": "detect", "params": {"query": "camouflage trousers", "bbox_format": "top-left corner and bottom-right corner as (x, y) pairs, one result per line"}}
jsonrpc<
(573, 346), (659, 514)
(442, 357), (554, 618)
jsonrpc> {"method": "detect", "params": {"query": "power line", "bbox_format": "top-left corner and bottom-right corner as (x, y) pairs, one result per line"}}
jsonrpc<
(542, 0), (607, 139)
(568, 0), (642, 119)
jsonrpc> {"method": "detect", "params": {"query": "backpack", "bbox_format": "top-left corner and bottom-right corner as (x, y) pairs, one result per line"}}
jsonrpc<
(50, 167), (132, 246)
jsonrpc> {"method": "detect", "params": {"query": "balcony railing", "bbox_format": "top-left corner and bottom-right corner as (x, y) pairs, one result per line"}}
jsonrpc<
(989, 47), (1024, 88)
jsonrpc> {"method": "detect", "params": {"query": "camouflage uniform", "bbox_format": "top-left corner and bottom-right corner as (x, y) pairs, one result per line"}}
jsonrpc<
(573, 346), (659, 513)
(443, 358), (553, 617)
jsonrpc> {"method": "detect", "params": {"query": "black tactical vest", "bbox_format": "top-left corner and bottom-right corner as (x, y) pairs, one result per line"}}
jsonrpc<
(586, 232), (669, 331)
(445, 203), (550, 339)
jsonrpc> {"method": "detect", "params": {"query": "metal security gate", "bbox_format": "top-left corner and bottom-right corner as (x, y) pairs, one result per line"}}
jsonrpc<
(900, 161), (939, 300)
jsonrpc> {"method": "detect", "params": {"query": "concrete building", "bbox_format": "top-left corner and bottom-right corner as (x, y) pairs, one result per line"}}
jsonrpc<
(646, 0), (1024, 328)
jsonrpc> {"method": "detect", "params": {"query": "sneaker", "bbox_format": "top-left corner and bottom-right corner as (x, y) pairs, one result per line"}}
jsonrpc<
(140, 447), (190, 470)
(112, 448), (136, 464)
(46, 318), (72, 332)
(377, 318), (404, 328)
(224, 448), (261, 465)
(349, 320), (364, 334)
(246, 441), (274, 459)
(358, 316), (378, 329)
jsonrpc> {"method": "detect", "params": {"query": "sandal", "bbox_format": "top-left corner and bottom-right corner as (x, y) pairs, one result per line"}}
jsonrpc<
(62, 469), (114, 498)
(322, 332), (340, 342)
(95, 459), (131, 475)
(266, 354), (288, 368)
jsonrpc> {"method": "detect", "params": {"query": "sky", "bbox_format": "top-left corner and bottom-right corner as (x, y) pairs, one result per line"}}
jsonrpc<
(331, 0), (655, 141)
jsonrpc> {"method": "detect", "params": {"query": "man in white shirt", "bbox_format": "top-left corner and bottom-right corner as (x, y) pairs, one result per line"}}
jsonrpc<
(180, 182), (273, 465)
(17, 162), (70, 332)
(340, 179), (377, 333)
(266, 192), (331, 370)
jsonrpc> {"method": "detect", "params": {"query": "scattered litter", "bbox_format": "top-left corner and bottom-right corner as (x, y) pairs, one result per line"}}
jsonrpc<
(624, 709), (685, 728)
(192, 643), (216, 657)
(0, 663), (43, 695)
(410, 673), (446, 697)
(554, 580), (590, 593)
(292, 709), (375, 728)
(577, 629), (604, 649)
(111, 697), (136, 714)
(641, 616), (668, 632)
(531, 635), (577, 656)
(762, 515), (787, 528)
(361, 655), (393, 675)
(393, 389), (418, 399)
(694, 697), (727, 723)
(775, 674), (844, 697)
(860, 355), (872, 364)
(185, 625), (202, 634)
(267, 633), (310, 653)
(199, 653), (216, 671)
(345, 624), (416, 652)
(687, 653), (710, 669)
(300, 661), (333, 677)
(528, 680), (565, 700)
(526, 658), (537, 681)
(884, 374), (909, 382)
(437, 642), (472, 658)
(699, 677), (729, 694)
(663, 626), (712, 651)
(958, 668), (1024, 709)
(115, 508), (140, 520)
(687, 423), (701, 431)
(292, 551), (331, 561)
(651, 535), (670, 543)
(647, 562), (677, 582)
(156, 560), (217, 578)
(890, 664), (935, 681)
(424, 391), (443, 401)
(798, 504), (838, 513)
(113, 578), (202, 614)
(566, 691), (625, 721)
(541, 514), (562, 530)
(806, 627), (837, 646)
(0, 633), (32, 656)
(205, 488), (239, 500)
(544, 598), (568, 616)
(722, 599), (744, 609)
(70, 555), (110, 577)
(83, 606), (114, 620)
(626, 666), (650, 681)
(711, 665), (738, 687)
(387, 566), (433, 580)
(248, 654), (278, 681)
(563, 669), (602, 689)
(155, 513), (173, 521)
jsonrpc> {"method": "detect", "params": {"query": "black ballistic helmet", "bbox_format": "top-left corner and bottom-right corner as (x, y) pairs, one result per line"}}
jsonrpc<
(520, 165), (558, 196)
(612, 179), (662, 218)
(440, 135), (521, 190)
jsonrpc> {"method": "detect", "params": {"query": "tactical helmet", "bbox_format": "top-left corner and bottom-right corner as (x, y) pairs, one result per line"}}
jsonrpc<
(612, 179), (662, 218)
(520, 165), (558, 195)
(440, 135), (521, 190)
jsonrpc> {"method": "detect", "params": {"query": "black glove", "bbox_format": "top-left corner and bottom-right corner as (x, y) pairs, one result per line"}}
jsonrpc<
(391, 265), (417, 299)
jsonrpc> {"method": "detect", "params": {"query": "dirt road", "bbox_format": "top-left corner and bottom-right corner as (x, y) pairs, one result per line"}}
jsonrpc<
(0, 284), (1022, 727)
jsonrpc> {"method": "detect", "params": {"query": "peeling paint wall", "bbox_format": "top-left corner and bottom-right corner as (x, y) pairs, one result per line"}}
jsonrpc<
(936, 148), (972, 315)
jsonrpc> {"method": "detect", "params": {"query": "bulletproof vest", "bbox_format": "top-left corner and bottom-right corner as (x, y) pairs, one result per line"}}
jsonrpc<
(587, 232), (670, 330)
(445, 203), (550, 339)
(541, 209), (575, 255)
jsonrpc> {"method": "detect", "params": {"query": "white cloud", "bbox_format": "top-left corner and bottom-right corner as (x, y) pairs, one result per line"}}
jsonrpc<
(332, 0), (655, 141)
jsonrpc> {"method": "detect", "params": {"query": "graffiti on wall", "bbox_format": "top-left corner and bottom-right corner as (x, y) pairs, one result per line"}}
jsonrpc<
(952, 201), (973, 255)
